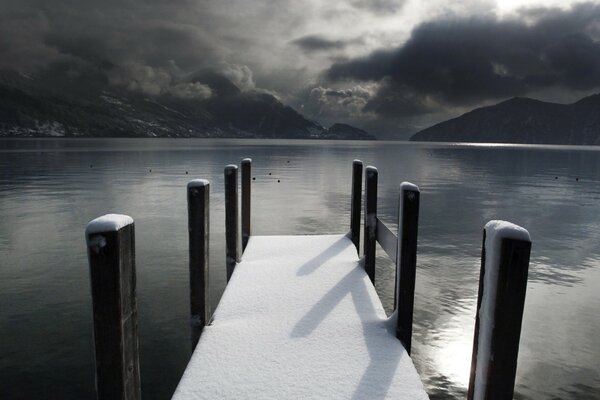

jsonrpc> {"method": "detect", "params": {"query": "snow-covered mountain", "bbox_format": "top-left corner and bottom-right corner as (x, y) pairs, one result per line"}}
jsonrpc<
(0, 70), (374, 140)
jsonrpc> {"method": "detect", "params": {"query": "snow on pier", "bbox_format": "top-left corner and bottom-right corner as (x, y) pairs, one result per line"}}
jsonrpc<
(172, 234), (428, 399)
(85, 160), (532, 400)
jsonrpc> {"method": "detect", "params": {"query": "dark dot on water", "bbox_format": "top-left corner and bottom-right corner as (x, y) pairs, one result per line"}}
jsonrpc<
(252, 177), (256, 180)
(278, 179), (280, 183)
(269, 172), (272, 175)
(90, 165), (93, 168)
(287, 161), (290, 163)
(576, 177), (579, 181)
(149, 169), (152, 172)
(555, 176), (558, 179)
(186, 171), (188, 174)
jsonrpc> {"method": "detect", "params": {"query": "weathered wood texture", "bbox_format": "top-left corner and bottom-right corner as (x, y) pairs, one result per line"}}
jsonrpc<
(395, 186), (420, 355)
(363, 166), (378, 283)
(468, 232), (532, 400)
(87, 222), (141, 400)
(225, 165), (240, 281)
(187, 181), (210, 350)
(350, 160), (363, 254)
(241, 158), (252, 252)
(376, 218), (397, 264)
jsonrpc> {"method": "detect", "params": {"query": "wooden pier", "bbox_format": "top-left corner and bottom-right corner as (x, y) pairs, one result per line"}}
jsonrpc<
(85, 159), (532, 400)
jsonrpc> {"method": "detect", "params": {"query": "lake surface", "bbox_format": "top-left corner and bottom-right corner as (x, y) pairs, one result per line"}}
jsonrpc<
(1, 138), (599, 399)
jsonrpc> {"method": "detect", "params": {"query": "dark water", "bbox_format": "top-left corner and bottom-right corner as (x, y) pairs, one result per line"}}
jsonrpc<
(0, 138), (599, 399)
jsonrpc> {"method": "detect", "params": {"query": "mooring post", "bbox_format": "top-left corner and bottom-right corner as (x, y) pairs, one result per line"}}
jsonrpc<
(395, 182), (420, 355)
(241, 158), (252, 252)
(225, 164), (240, 281)
(467, 221), (532, 400)
(187, 179), (210, 350)
(363, 166), (378, 283)
(350, 159), (363, 254)
(86, 214), (141, 400)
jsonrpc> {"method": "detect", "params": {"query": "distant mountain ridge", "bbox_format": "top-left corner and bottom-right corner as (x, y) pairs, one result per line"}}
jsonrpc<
(0, 70), (374, 140)
(410, 94), (600, 145)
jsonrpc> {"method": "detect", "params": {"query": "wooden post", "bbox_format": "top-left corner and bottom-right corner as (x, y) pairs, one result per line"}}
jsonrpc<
(395, 183), (420, 355)
(350, 159), (363, 254)
(225, 164), (240, 281)
(86, 214), (141, 400)
(468, 222), (531, 400)
(187, 179), (210, 350)
(241, 158), (252, 252)
(363, 166), (378, 283)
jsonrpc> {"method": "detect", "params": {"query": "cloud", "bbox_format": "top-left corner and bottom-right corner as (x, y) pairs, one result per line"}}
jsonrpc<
(292, 35), (355, 52)
(218, 63), (255, 91)
(0, 0), (597, 136)
(351, 0), (406, 15)
(326, 2), (600, 117)
(303, 85), (374, 119)
(0, 13), (62, 73)
(108, 63), (212, 99)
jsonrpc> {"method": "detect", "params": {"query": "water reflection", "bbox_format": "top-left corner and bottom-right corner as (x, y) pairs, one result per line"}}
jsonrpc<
(0, 139), (599, 399)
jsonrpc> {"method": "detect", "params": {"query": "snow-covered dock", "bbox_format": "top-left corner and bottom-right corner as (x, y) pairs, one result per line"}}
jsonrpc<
(85, 158), (533, 400)
(172, 234), (428, 399)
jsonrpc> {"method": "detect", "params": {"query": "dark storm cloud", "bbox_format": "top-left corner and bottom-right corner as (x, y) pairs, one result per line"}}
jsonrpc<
(0, 1), (213, 72)
(326, 2), (600, 117)
(0, 0), (238, 98)
(292, 35), (350, 52)
(3, 0), (600, 134)
(351, 0), (405, 15)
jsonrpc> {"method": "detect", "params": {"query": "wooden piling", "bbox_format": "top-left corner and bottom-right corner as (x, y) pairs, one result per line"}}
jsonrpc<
(395, 183), (420, 355)
(468, 223), (532, 400)
(241, 158), (252, 252)
(86, 214), (141, 400)
(225, 164), (240, 281)
(187, 180), (210, 350)
(363, 166), (378, 283)
(350, 160), (363, 254)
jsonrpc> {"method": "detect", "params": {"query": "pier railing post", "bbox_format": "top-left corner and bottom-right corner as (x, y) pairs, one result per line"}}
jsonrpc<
(395, 182), (420, 355)
(86, 214), (141, 400)
(350, 159), (363, 254)
(187, 179), (210, 350)
(468, 221), (532, 400)
(241, 158), (252, 252)
(364, 166), (378, 283)
(225, 164), (240, 281)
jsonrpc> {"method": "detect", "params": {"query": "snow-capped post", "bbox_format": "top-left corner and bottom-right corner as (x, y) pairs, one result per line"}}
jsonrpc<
(225, 164), (240, 281)
(241, 158), (252, 252)
(187, 179), (210, 350)
(363, 166), (378, 283)
(350, 159), (363, 254)
(467, 221), (531, 400)
(395, 182), (420, 355)
(85, 214), (141, 400)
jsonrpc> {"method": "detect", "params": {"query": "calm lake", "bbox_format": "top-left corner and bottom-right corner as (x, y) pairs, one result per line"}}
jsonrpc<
(1, 138), (599, 399)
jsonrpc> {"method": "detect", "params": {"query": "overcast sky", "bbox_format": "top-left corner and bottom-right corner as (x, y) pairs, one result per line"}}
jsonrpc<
(1, 0), (600, 136)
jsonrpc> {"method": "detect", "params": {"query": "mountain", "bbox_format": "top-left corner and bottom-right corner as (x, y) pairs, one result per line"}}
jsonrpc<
(0, 70), (374, 140)
(410, 94), (600, 145)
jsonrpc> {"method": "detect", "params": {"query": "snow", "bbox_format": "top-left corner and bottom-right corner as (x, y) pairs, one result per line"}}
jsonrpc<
(173, 234), (428, 400)
(187, 179), (210, 188)
(85, 214), (134, 235)
(400, 181), (419, 193)
(100, 94), (124, 106)
(473, 220), (530, 400)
